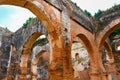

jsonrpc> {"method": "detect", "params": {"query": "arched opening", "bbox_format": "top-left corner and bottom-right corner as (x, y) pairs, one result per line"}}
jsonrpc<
(31, 35), (50, 80)
(98, 19), (120, 80)
(0, 0), (57, 34)
(100, 42), (116, 80)
(0, 0), (59, 79)
(71, 35), (91, 80)
(31, 50), (50, 80)
(20, 33), (49, 79)
(36, 51), (49, 80)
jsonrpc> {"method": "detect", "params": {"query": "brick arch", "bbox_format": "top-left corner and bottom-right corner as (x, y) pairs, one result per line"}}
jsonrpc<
(71, 33), (93, 80)
(71, 31), (94, 56)
(76, 34), (93, 54)
(31, 50), (49, 79)
(103, 41), (116, 78)
(10, 17), (50, 79)
(104, 41), (114, 60)
(70, 20), (99, 79)
(0, 0), (59, 37)
(70, 19), (94, 54)
(12, 18), (47, 50)
(20, 32), (43, 78)
(97, 18), (120, 49)
(23, 32), (42, 49)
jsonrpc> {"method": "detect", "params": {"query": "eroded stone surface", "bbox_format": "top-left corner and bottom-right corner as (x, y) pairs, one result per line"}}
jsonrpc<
(0, 0), (120, 80)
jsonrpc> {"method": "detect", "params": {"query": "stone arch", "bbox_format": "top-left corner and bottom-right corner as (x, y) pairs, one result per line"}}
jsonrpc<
(20, 32), (43, 79)
(70, 19), (95, 79)
(97, 18), (120, 49)
(23, 32), (43, 49)
(72, 33), (93, 66)
(0, 1), (60, 78)
(103, 41), (116, 80)
(104, 41), (114, 60)
(71, 33), (94, 59)
(0, 0), (60, 37)
(77, 34), (93, 54)
(70, 19), (94, 55)
(31, 50), (49, 79)
(71, 33), (93, 80)
(12, 18), (48, 50)
(10, 17), (50, 79)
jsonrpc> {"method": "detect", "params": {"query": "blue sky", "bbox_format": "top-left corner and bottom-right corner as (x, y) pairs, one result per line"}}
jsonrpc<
(0, 0), (120, 32)
(0, 5), (35, 32)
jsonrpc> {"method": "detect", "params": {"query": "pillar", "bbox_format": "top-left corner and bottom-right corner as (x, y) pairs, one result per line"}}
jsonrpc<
(31, 58), (38, 80)
(90, 46), (107, 80)
(62, 43), (74, 80)
(107, 59), (116, 80)
(19, 48), (30, 80)
(49, 35), (63, 80)
(62, 5), (74, 80)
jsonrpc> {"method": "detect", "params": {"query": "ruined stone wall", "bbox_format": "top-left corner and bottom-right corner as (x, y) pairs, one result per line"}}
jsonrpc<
(32, 43), (50, 79)
(45, 0), (93, 32)
(0, 35), (12, 78)
(0, 17), (49, 79)
(12, 18), (47, 50)
(7, 50), (21, 80)
(95, 4), (120, 32)
(0, 0), (120, 80)
(0, 27), (13, 79)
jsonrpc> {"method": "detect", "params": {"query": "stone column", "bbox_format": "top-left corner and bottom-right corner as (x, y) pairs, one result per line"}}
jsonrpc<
(62, 43), (74, 80)
(31, 58), (38, 80)
(19, 48), (30, 80)
(107, 59), (116, 80)
(49, 35), (63, 80)
(62, 5), (74, 80)
(99, 50), (107, 80)
(90, 46), (107, 80)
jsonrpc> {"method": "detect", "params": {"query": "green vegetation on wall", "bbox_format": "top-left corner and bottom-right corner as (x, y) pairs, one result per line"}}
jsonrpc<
(22, 17), (34, 28)
(109, 27), (120, 39)
(107, 4), (120, 12)
(84, 10), (92, 17)
(33, 37), (46, 46)
(94, 4), (120, 18)
(31, 37), (47, 50)
(111, 4), (120, 10)
(94, 9), (103, 18)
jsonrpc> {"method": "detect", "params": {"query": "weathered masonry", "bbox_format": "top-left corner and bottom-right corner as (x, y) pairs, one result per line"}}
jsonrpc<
(0, 0), (120, 80)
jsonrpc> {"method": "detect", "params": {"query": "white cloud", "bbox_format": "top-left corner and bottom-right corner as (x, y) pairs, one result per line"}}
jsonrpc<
(0, 5), (35, 32)
(7, 7), (35, 32)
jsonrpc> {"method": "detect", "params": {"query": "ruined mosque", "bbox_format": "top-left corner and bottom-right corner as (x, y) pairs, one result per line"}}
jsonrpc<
(0, 0), (120, 80)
